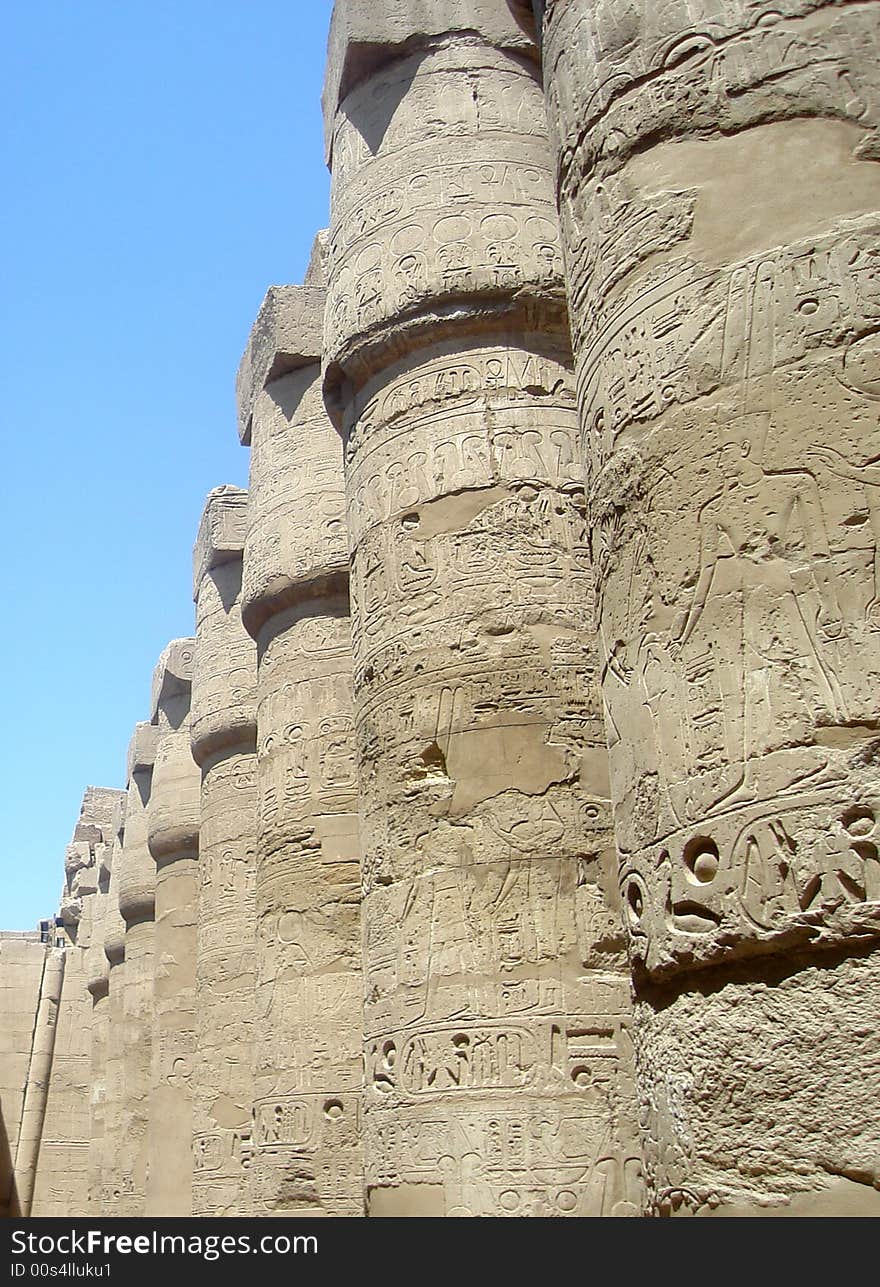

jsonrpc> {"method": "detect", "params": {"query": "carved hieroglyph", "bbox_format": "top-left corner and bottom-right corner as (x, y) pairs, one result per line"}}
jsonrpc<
(191, 489), (258, 1216)
(540, 0), (880, 1212)
(145, 639), (200, 1215)
(239, 275), (363, 1216)
(115, 721), (159, 1215)
(323, 3), (640, 1216)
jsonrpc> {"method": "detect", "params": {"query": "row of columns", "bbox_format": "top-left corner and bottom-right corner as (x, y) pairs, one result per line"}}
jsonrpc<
(39, 0), (880, 1218)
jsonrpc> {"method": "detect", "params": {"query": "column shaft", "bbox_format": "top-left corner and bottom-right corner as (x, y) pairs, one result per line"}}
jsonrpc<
(323, 5), (640, 1216)
(116, 723), (158, 1215)
(191, 488), (259, 1215)
(239, 279), (363, 1216)
(146, 640), (200, 1216)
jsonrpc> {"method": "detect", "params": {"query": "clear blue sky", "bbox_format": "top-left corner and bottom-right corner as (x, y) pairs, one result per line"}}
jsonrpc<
(1, 2), (332, 928)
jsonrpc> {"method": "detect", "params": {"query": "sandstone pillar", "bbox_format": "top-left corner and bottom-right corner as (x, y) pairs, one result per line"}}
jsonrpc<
(116, 720), (159, 1215)
(538, 0), (880, 1214)
(238, 271), (363, 1216)
(32, 787), (125, 1216)
(190, 488), (259, 1215)
(145, 639), (200, 1216)
(85, 796), (124, 1213)
(321, 2), (640, 1216)
(101, 805), (128, 1215)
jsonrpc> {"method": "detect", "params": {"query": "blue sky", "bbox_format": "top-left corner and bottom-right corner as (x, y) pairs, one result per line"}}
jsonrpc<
(1, 3), (332, 927)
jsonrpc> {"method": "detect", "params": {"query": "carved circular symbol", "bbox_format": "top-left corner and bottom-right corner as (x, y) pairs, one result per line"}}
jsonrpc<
(626, 881), (644, 924)
(682, 835), (719, 885)
(388, 223), (424, 256)
(480, 213), (518, 242)
(323, 1099), (344, 1121)
(840, 332), (880, 398)
(525, 215), (558, 243)
(842, 805), (876, 837)
(276, 912), (302, 944)
(433, 214), (472, 245)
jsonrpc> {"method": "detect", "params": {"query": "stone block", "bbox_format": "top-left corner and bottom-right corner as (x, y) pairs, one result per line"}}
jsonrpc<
(236, 285), (325, 445)
(193, 486), (249, 599)
(322, 0), (535, 158)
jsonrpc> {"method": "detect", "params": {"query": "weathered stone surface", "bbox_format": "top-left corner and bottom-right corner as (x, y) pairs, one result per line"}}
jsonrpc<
(116, 723), (159, 1215)
(191, 488), (259, 1216)
(323, 7), (640, 1216)
(100, 801), (127, 1215)
(304, 229), (329, 288)
(240, 275), (363, 1216)
(236, 287), (326, 446)
(0, 937), (52, 1217)
(540, 0), (880, 1214)
(31, 788), (125, 1217)
(6, 0), (880, 1224)
(322, 0), (536, 161)
(86, 794), (124, 1214)
(146, 639), (200, 1216)
(14, 950), (65, 1218)
(322, 36), (569, 403)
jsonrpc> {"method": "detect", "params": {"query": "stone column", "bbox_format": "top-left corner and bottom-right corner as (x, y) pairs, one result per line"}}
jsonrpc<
(86, 796), (124, 1213)
(32, 787), (125, 1216)
(238, 271), (363, 1216)
(116, 720), (159, 1215)
(538, 0), (880, 1215)
(190, 488), (259, 1215)
(101, 802), (128, 1215)
(145, 639), (200, 1216)
(321, 3), (640, 1217)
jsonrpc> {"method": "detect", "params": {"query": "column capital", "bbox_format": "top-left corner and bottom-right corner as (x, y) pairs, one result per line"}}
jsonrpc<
(150, 639), (194, 724)
(236, 284), (325, 446)
(127, 720), (159, 781)
(322, 0), (536, 161)
(193, 486), (248, 600)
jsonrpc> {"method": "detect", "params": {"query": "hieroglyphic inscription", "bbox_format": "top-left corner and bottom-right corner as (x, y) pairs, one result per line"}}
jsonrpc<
(542, 0), (880, 975)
